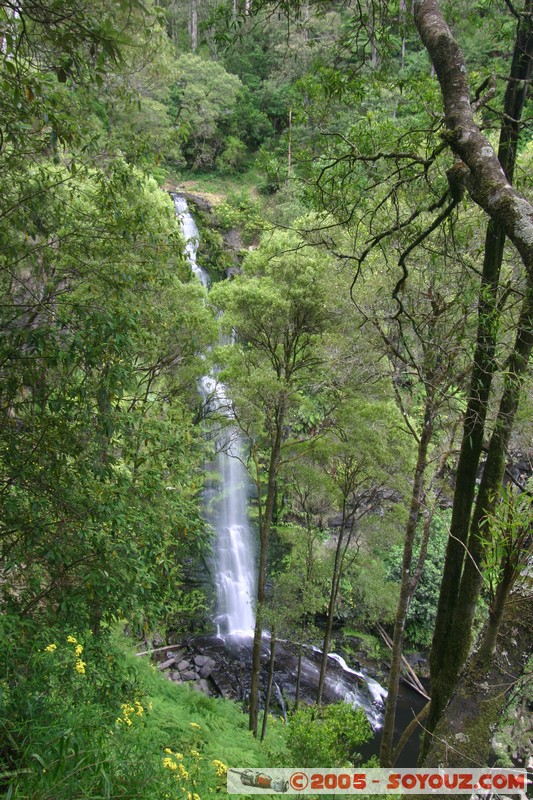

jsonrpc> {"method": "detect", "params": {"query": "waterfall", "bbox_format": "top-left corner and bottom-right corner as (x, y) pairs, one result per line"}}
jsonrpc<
(173, 194), (256, 636)
(172, 193), (387, 727)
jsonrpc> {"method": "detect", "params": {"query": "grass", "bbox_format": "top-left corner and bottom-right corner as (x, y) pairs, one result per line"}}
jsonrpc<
(167, 165), (265, 203)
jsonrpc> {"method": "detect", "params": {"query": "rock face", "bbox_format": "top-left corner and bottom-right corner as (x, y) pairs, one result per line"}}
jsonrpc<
(144, 634), (387, 731)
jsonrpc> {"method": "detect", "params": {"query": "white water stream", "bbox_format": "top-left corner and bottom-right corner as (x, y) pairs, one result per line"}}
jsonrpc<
(173, 194), (255, 636)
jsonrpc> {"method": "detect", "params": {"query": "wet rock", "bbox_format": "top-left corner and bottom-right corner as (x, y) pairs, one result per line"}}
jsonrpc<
(177, 659), (191, 672)
(194, 655), (209, 667)
(181, 670), (198, 681)
(199, 657), (216, 678)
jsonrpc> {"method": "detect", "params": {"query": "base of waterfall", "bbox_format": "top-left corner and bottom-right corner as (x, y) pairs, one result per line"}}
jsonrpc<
(147, 633), (387, 729)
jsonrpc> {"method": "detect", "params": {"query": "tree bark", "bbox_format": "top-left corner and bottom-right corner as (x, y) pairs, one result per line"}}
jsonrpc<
(249, 402), (285, 735)
(260, 631), (277, 741)
(421, 594), (533, 792)
(413, 0), (533, 273)
(380, 402), (433, 766)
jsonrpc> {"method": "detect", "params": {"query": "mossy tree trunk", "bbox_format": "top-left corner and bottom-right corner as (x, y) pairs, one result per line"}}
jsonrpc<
(420, 594), (533, 795)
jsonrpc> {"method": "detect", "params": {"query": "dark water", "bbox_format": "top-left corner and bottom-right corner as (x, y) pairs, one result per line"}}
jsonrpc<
(358, 681), (429, 767)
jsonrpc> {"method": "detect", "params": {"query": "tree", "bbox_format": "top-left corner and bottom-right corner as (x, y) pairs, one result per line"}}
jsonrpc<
(210, 227), (340, 735)
(314, 396), (410, 707)
(169, 53), (243, 169)
(0, 162), (216, 630)
(249, 0), (533, 753)
(412, 0), (533, 751)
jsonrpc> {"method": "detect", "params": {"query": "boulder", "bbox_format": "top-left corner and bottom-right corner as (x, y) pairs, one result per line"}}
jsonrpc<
(199, 657), (216, 678)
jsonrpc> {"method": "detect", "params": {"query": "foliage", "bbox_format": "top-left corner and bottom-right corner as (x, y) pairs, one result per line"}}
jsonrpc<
(0, 160), (216, 632)
(213, 192), (266, 242)
(385, 511), (451, 647)
(170, 54), (243, 170)
(286, 702), (373, 768)
(0, 620), (283, 799)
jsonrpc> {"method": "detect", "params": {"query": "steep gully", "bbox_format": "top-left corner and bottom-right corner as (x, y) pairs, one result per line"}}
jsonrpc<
(169, 195), (426, 761)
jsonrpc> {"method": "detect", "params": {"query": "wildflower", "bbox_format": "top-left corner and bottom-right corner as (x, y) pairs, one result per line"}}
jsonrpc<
(44, 643), (57, 653)
(75, 659), (86, 674)
(190, 749), (200, 758)
(66, 635), (77, 644)
(74, 644), (83, 657)
(189, 722), (201, 730)
(162, 757), (178, 771)
(212, 760), (227, 778)
(134, 700), (144, 716)
(177, 763), (189, 780)
(164, 748), (173, 754)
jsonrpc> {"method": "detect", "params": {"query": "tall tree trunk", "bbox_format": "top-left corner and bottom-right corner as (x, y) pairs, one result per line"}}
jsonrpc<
(295, 618), (306, 711)
(380, 402), (433, 766)
(260, 630), (277, 741)
(189, 0), (198, 51)
(316, 511), (348, 706)
(249, 403), (285, 735)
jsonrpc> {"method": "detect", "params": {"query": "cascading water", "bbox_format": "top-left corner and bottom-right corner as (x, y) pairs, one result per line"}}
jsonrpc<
(173, 194), (256, 636)
(172, 192), (388, 727)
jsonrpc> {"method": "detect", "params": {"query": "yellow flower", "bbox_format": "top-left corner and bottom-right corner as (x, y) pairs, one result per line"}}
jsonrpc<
(75, 659), (86, 674)
(212, 760), (227, 778)
(74, 644), (83, 657)
(162, 757), (177, 771)
(134, 700), (144, 716)
(44, 643), (57, 653)
(164, 748), (173, 754)
(189, 722), (201, 730)
(190, 749), (200, 758)
(177, 764), (189, 780)
(66, 635), (77, 644)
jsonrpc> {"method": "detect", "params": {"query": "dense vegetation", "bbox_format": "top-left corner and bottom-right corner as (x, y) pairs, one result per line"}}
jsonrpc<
(1, 0), (532, 796)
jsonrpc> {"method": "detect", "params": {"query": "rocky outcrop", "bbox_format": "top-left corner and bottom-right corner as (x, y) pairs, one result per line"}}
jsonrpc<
(139, 634), (386, 731)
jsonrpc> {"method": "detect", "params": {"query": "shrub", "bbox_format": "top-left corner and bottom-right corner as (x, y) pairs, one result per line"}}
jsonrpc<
(286, 702), (373, 767)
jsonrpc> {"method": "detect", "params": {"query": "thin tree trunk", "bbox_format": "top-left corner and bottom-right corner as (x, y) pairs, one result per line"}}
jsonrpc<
(380, 403), (433, 766)
(295, 618), (306, 711)
(260, 630), (277, 741)
(316, 519), (346, 706)
(249, 405), (285, 735)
